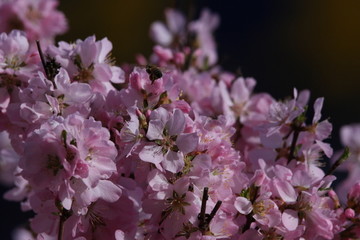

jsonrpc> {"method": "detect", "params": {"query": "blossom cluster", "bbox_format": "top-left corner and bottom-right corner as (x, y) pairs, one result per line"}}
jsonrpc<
(1, 1), (360, 240)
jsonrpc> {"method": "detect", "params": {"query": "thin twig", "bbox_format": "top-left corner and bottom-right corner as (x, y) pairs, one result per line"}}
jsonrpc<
(207, 200), (222, 223)
(288, 129), (300, 162)
(327, 147), (350, 176)
(198, 187), (208, 228)
(58, 215), (65, 240)
(36, 40), (50, 79)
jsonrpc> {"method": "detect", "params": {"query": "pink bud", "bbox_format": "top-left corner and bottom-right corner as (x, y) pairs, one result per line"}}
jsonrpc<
(174, 52), (185, 65)
(136, 54), (147, 65)
(328, 189), (340, 208)
(183, 46), (191, 55)
(348, 182), (360, 201)
(344, 208), (355, 219)
(328, 189), (337, 198)
(252, 170), (266, 186)
(135, 108), (143, 118)
(153, 45), (173, 61)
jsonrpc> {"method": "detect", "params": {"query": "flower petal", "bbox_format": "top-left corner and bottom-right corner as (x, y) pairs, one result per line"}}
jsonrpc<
(176, 132), (198, 154)
(234, 196), (253, 215)
(162, 150), (183, 173)
(282, 209), (298, 231)
(139, 144), (164, 164)
(166, 109), (185, 136)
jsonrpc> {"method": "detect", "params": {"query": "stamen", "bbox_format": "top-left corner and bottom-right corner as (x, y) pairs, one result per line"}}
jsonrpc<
(160, 190), (190, 225)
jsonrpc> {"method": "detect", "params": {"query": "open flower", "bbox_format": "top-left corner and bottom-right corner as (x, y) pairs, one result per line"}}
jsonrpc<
(0, 0), (68, 44)
(139, 107), (198, 173)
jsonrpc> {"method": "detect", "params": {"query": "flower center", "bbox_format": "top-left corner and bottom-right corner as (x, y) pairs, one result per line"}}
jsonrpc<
(160, 191), (190, 224)
(74, 68), (94, 83)
(253, 200), (274, 217)
(231, 102), (246, 117)
(5, 56), (25, 70)
(47, 155), (63, 175)
(87, 203), (106, 231)
(0, 73), (21, 92)
(26, 6), (42, 22)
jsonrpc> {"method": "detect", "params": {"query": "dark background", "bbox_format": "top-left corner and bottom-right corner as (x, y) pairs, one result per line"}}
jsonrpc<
(2, 1), (360, 238)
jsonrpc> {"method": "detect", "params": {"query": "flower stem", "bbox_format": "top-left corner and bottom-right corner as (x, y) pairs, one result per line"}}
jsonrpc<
(58, 215), (65, 240)
(36, 40), (50, 80)
(242, 214), (254, 233)
(288, 129), (300, 163)
(207, 200), (222, 223)
(327, 146), (350, 176)
(198, 187), (208, 230)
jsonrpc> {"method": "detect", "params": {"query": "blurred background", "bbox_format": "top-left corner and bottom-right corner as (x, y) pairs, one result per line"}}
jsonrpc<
(2, 0), (360, 238)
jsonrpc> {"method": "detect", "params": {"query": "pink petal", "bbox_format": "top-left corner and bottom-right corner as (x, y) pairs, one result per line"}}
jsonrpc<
(273, 178), (297, 203)
(167, 109), (185, 136)
(260, 133), (282, 149)
(97, 37), (112, 63)
(0, 88), (10, 109)
(274, 165), (293, 181)
(165, 8), (186, 34)
(297, 89), (310, 108)
(162, 150), (183, 173)
(313, 97), (324, 123)
(115, 230), (125, 240)
(176, 132), (198, 154)
(146, 119), (165, 140)
(234, 196), (253, 215)
(87, 180), (122, 203)
(340, 124), (360, 149)
(315, 120), (332, 140)
(150, 22), (173, 46)
(148, 169), (169, 191)
(139, 144), (164, 165)
(315, 140), (333, 158)
(230, 78), (250, 104)
(93, 63), (112, 82)
(78, 36), (97, 67)
(110, 66), (125, 83)
(282, 209), (298, 231)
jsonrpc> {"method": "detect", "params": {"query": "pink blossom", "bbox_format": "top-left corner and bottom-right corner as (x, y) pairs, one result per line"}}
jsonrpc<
(281, 209), (299, 231)
(117, 106), (143, 158)
(18, 123), (70, 191)
(12, 227), (35, 240)
(252, 196), (281, 228)
(335, 125), (360, 202)
(266, 89), (309, 137)
(68, 190), (138, 239)
(0, 30), (39, 111)
(150, 8), (186, 47)
(47, 36), (124, 95)
(139, 107), (198, 173)
(234, 196), (252, 215)
(189, 9), (220, 67)
(143, 172), (200, 238)
(0, 131), (19, 185)
(1, 5), (359, 240)
(179, 68), (223, 117)
(348, 181), (360, 204)
(220, 77), (275, 127)
(297, 190), (336, 239)
(0, 0), (68, 44)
